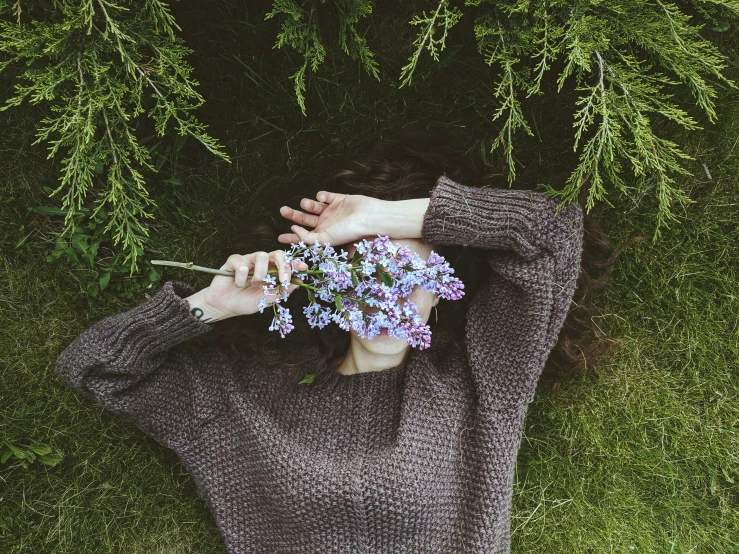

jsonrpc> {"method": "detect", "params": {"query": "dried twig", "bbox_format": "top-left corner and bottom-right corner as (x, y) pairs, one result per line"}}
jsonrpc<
(151, 259), (343, 277)
(151, 260), (235, 276)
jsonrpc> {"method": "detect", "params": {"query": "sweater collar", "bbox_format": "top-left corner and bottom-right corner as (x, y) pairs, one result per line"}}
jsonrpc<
(294, 327), (454, 393)
(303, 345), (413, 392)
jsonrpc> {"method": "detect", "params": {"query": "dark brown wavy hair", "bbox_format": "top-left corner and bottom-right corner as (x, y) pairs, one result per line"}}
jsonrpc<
(198, 132), (648, 401)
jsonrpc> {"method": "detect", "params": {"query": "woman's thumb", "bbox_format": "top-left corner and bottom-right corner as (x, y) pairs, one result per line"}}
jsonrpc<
(287, 276), (303, 294)
(292, 225), (323, 247)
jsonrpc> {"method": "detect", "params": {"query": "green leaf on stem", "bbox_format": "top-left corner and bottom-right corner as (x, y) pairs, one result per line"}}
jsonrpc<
(99, 271), (112, 291)
(298, 374), (316, 384)
(376, 265), (392, 286)
(28, 444), (51, 456)
(38, 453), (63, 466)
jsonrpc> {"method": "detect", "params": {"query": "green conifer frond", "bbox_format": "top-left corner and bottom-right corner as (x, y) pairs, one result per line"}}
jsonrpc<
(555, 48), (699, 237)
(265, 0), (377, 114)
(458, 0), (737, 239)
(474, 18), (533, 183)
(399, 0), (462, 88)
(336, 0), (379, 79)
(0, 0), (229, 275)
(606, 0), (735, 123)
(266, 0), (325, 114)
(525, 6), (563, 98)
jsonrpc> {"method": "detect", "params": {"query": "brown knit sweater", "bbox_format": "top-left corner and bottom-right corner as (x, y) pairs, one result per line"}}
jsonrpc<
(56, 177), (584, 553)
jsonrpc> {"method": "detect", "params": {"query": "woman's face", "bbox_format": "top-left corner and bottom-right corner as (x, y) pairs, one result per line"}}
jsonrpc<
(342, 237), (439, 356)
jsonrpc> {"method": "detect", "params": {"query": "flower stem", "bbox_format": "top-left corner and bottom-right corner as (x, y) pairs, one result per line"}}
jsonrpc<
(152, 258), (372, 305)
(150, 260), (363, 277)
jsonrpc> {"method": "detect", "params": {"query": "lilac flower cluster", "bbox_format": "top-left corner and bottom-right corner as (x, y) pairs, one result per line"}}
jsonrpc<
(257, 235), (464, 349)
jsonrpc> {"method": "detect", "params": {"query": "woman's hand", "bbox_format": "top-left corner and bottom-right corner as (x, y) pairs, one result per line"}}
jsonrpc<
(278, 191), (380, 247)
(202, 250), (309, 318)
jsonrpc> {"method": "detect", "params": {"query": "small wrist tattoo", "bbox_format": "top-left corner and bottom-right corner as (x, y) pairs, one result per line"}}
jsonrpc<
(190, 306), (213, 323)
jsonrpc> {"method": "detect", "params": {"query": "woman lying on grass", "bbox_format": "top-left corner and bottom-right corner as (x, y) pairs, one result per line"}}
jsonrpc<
(56, 136), (634, 553)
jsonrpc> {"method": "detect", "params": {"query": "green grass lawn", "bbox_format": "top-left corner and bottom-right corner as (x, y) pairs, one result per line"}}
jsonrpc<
(1, 1), (738, 552)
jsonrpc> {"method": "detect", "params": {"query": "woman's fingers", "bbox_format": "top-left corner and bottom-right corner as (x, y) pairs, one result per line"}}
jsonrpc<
(222, 254), (250, 288)
(285, 264), (299, 292)
(220, 253), (245, 272)
(291, 225), (310, 243)
(286, 275), (302, 294)
(279, 205), (319, 228)
(316, 191), (339, 204)
(300, 197), (328, 215)
(251, 251), (270, 285)
(272, 249), (290, 285)
(286, 260), (308, 291)
(235, 261), (250, 288)
(291, 225), (325, 246)
(219, 252), (309, 293)
(277, 228), (324, 245)
(278, 232), (299, 244)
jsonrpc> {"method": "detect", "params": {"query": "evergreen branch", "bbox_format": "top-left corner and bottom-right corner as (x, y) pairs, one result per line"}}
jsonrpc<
(101, 105), (118, 165)
(561, 50), (621, 213)
(693, 0), (739, 18)
(560, 49), (697, 237)
(555, 7), (603, 93)
(399, 0), (462, 88)
(144, 0), (181, 38)
(593, 51), (608, 161)
(602, 0), (735, 122)
(0, 0), (229, 277)
(2, 0), (738, 278)
(526, 7), (560, 97)
(76, 55), (85, 103)
(291, 58), (309, 115)
(484, 31), (533, 183)
(335, 0), (379, 79)
(90, 21), (230, 161)
(265, 0), (327, 115)
(94, 0), (133, 42)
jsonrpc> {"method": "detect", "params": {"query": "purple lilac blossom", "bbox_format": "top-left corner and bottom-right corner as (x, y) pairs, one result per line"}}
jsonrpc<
(260, 234), (464, 350)
(268, 304), (294, 338)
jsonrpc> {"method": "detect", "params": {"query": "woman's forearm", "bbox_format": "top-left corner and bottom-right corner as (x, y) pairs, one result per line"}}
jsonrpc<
(373, 198), (430, 240)
(185, 288), (233, 323)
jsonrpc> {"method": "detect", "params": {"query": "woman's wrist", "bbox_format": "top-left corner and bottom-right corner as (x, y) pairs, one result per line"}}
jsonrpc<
(372, 198), (430, 239)
(186, 288), (233, 323)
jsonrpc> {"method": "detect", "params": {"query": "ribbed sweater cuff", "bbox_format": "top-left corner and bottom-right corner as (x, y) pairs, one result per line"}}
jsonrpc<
(105, 280), (213, 365)
(422, 175), (573, 259)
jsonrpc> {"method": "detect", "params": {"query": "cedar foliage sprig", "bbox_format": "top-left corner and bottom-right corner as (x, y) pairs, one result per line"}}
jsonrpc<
(398, 0), (463, 88)
(464, 0), (738, 239)
(265, 0), (379, 115)
(0, 0), (230, 275)
(267, 0), (738, 240)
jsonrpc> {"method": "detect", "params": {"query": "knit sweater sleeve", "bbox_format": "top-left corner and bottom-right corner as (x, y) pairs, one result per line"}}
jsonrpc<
(421, 176), (584, 408)
(55, 280), (232, 451)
